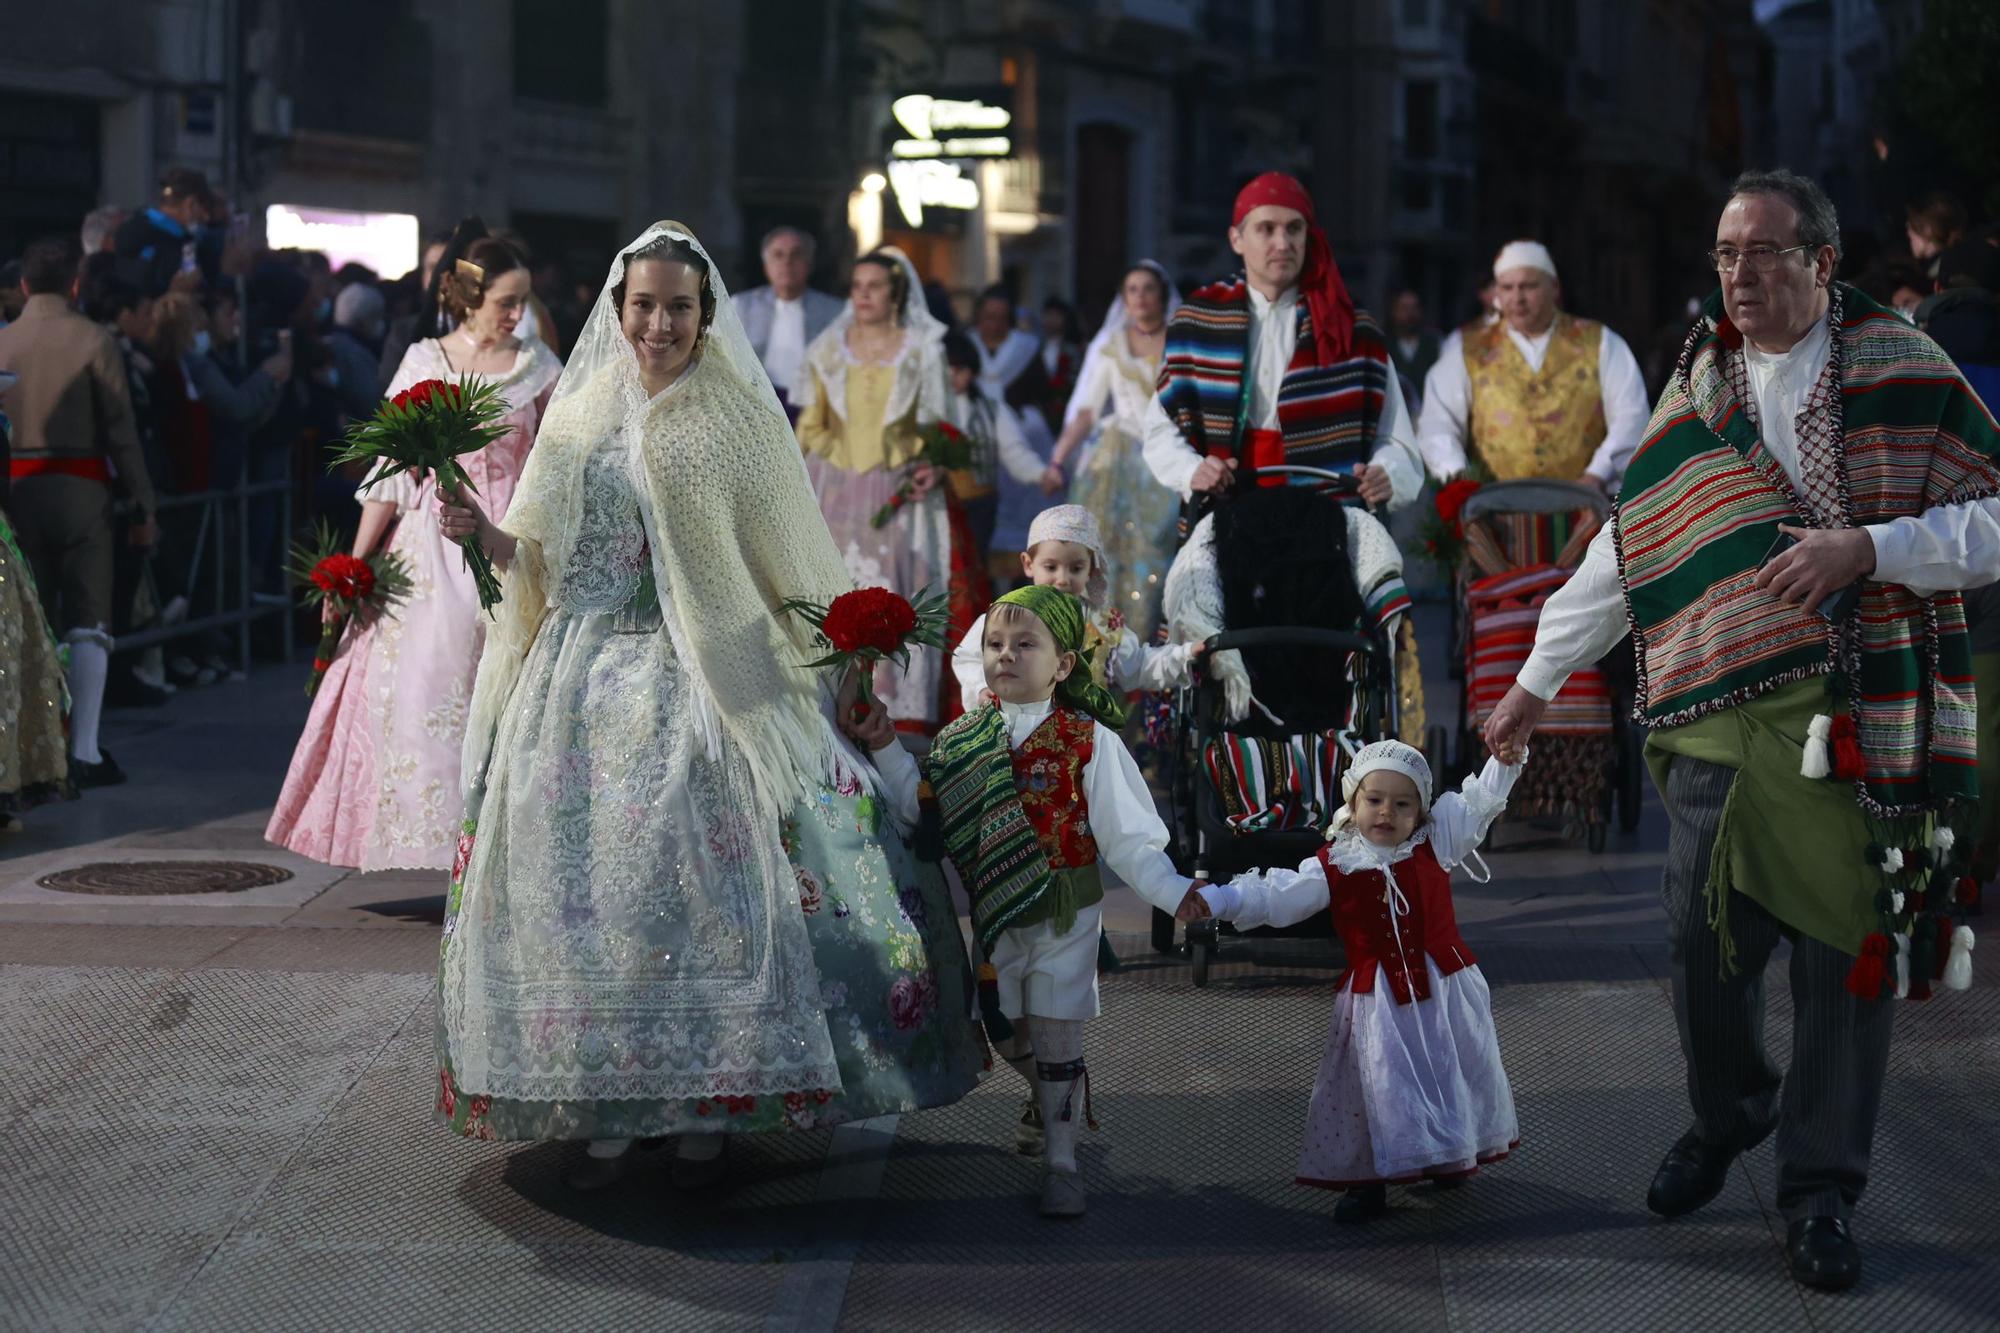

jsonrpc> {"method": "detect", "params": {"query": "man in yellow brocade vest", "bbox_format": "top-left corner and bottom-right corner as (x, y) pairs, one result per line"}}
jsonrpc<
(1416, 240), (1651, 496)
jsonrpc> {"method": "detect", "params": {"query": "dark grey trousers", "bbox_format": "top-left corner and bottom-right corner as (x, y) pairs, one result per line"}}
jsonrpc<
(1660, 756), (1896, 1222)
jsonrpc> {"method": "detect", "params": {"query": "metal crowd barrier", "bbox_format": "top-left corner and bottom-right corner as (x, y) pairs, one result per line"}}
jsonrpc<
(113, 467), (295, 675)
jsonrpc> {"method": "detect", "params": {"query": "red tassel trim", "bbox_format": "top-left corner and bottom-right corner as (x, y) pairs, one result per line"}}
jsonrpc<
(1934, 915), (1955, 979)
(1830, 713), (1865, 782)
(1958, 877), (1982, 909)
(1844, 933), (1890, 1000)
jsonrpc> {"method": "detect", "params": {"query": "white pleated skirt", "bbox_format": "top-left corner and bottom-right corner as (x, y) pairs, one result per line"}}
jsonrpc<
(1295, 958), (1519, 1188)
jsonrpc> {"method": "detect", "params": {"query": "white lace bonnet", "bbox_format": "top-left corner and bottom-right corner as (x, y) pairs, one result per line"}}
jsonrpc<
(1341, 740), (1435, 813)
(1025, 504), (1110, 608)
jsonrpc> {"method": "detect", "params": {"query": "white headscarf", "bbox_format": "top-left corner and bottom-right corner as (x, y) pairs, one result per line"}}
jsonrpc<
(1065, 259), (1183, 427)
(803, 245), (950, 428)
(1493, 240), (1558, 282)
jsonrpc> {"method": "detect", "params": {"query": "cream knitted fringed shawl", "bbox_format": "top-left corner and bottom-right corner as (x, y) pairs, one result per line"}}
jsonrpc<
(462, 351), (859, 825)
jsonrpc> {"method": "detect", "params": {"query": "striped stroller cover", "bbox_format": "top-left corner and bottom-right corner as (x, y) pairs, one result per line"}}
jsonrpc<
(1465, 564), (1614, 735)
(1202, 730), (1345, 834)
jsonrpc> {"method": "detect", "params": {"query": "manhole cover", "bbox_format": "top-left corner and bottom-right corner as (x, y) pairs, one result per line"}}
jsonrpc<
(38, 861), (294, 896)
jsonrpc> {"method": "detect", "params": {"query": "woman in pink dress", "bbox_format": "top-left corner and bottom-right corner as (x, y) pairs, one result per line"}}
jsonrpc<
(267, 224), (561, 871)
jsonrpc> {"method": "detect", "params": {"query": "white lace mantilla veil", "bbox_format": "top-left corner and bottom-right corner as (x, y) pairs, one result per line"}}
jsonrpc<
(1064, 258), (1183, 427)
(801, 244), (951, 429)
(463, 221), (861, 816)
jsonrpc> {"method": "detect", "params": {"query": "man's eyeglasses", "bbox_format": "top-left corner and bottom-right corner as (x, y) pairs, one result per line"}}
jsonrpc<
(1707, 244), (1814, 273)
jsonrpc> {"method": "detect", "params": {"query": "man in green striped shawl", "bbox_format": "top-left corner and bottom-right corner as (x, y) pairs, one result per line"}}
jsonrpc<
(1485, 169), (2000, 1291)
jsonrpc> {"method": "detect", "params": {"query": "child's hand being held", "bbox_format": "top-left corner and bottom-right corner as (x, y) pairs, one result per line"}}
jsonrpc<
(1175, 883), (1214, 922)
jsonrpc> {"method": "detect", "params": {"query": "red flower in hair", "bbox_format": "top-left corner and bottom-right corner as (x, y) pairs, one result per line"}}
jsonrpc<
(310, 553), (377, 602)
(821, 587), (919, 657)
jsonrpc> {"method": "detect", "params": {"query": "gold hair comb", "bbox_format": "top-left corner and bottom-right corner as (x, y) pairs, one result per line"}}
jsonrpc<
(455, 257), (486, 285)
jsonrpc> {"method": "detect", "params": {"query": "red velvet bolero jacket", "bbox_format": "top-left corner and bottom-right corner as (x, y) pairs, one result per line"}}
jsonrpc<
(1315, 839), (1478, 1005)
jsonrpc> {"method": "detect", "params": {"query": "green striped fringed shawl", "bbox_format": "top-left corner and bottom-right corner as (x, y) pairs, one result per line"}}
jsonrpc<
(1616, 284), (2000, 815)
(926, 703), (1054, 951)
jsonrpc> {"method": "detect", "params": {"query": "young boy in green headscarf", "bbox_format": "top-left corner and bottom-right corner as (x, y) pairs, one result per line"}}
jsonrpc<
(867, 584), (1206, 1218)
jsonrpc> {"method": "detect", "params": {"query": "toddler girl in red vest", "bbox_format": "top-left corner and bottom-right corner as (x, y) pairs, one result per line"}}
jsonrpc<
(951, 504), (1197, 713)
(1183, 739), (1524, 1223)
(869, 584), (1207, 1219)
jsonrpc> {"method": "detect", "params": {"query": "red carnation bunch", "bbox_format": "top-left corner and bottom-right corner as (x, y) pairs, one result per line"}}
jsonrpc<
(1419, 472), (1486, 574)
(310, 553), (377, 603)
(782, 585), (950, 715)
(391, 378), (466, 412)
(1435, 477), (1482, 533)
(871, 419), (980, 528)
(333, 373), (512, 614)
(822, 586), (919, 656)
(286, 521), (414, 698)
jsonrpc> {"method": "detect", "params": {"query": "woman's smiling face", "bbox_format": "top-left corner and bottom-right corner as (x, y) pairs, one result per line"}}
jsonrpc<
(621, 257), (704, 387)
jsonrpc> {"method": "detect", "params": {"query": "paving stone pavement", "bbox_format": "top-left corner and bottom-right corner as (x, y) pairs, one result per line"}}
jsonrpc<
(1, 657), (1996, 1330)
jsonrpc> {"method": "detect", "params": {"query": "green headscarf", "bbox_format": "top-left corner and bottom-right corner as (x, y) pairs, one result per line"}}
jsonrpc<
(991, 585), (1127, 728)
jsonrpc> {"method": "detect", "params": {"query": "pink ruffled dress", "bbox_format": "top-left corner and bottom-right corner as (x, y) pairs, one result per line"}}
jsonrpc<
(266, 337), (560, 870)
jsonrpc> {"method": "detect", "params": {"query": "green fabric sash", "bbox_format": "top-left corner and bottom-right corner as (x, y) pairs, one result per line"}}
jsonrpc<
(926, 703), (1054, 951)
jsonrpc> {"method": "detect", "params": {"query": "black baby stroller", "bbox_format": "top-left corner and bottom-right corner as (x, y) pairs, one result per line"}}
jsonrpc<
(1150, 465), (1408, 986)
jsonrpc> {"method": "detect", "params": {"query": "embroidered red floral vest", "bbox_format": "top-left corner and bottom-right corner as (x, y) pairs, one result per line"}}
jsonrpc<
(1316, 840), (1477, 1005)
(1014, 706), (1098, 869)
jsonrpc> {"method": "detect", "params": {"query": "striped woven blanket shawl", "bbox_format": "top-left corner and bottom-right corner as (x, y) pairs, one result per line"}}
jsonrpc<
(1616, 284), (2000, 813)
(925, 703), (1054, 950)
(1156, 276), (1391, 476)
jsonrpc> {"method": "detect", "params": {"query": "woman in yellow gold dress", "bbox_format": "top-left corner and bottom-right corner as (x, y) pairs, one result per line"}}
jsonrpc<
(796, 248), (966, 734)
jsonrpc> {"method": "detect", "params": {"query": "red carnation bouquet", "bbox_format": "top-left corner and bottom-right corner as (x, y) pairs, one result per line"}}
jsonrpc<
(870, 420), (978, 528)
(286, 520), (414, 698)
(1420, 473), (1485, 572)
(331, 376), (512, 614)
(780, 585), (950, 715)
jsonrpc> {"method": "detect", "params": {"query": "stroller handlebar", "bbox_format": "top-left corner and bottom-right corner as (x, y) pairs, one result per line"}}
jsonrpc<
(1203, 628), (1378, 655)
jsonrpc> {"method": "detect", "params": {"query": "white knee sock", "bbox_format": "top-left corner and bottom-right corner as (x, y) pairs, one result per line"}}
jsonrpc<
(65, 631), (111, 764)
(676, 1131), (723, 1162)
(586, 1137), (632, 1159)
(993, 1033), (1038, 1094)
(1027, 1016), (1088, 1174)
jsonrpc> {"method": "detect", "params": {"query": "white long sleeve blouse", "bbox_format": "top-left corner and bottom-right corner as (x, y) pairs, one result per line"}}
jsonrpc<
(1196, 756), (1523, 927)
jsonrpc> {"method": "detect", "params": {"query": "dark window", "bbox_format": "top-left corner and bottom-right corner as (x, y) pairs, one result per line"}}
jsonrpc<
(1404, 81), (1439, 160)
(1403, 0), (1429, 25)
(514, 0), (608, 107)
(1401, 171), (1434, 211)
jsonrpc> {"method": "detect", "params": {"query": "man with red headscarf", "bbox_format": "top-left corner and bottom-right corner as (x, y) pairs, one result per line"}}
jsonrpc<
(1142, 172), (1421, 506)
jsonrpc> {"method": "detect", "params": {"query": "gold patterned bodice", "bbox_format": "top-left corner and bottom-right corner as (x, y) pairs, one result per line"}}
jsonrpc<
(1464, 314), (1606, 480)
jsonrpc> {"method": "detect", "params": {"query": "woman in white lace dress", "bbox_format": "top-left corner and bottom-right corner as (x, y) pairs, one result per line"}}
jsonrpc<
(433, 224), (982, 1189)
(1048, 261), (1183, 644)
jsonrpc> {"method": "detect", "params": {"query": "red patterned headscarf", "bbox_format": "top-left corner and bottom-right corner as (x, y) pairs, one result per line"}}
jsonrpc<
(1231, 172), (1355, 364)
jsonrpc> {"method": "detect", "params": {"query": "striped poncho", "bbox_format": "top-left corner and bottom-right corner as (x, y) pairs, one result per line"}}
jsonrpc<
(1155, 276), (1391, 476)
(1616, 284), (2000, 815)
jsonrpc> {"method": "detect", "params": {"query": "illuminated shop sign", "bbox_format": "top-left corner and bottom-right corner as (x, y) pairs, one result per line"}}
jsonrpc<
(888, 92), (1014, 160)
(265, 204), (420, 278)
(886, 159), (979, 227)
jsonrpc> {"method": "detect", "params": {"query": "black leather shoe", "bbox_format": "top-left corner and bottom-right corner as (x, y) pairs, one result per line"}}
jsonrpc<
(1334, 1184), (1387, 1224)
(1646, 1127), (1760, 1218)
(1787, 1217), (1861, 1291)
(68, 749), (127, 789)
